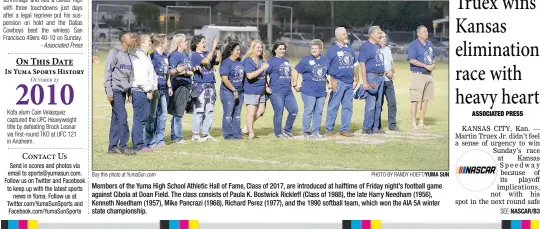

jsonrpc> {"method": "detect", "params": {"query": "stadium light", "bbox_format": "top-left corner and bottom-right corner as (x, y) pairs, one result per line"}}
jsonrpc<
(165, 6), (212, 36)
(95, 4), (131, 31)
(256, 3), (293, 43)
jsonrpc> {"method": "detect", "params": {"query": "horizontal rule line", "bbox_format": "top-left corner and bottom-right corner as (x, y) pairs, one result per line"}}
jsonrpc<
(15, 65), (74, 66)
(8, 53), (83, 55)
(7, 148), (83, 150)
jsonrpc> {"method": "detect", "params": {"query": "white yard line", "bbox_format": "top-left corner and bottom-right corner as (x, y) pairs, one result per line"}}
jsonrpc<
(155, 150), (359, 170)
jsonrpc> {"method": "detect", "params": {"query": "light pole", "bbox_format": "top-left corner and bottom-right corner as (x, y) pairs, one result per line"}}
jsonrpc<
(331, 0), (334, 28)
(256, 3), (293, 44)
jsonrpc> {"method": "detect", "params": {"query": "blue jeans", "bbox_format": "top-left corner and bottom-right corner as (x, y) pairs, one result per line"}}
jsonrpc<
(363, 73), (385, 131)
(301, 93), (325, 134)
(131, 90), (150, 151)
(146, 88), (168, 146)
(193, 86), (216, 135)
(220, 88), (244, 139)
(171, 116), (184, 141)
(380, 80), (397, 129)
(269, 91), (298, 136)
(325, 79), (354, 133)
(108, 90), (129, 151)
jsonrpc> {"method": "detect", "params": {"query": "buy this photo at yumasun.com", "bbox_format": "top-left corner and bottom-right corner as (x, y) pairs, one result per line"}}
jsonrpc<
(91, 1), (449, 171)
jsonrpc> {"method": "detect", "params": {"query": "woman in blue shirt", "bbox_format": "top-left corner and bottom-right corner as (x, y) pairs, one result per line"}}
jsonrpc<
(168, 33), (193, 144)
(219, 42), (245, 140)
(146, 34), (170, 148)
(295, 39), (330, 138)
(242, 40), (269, 139)
(267, 42), (299, 138)
(190, 35), (222, 142)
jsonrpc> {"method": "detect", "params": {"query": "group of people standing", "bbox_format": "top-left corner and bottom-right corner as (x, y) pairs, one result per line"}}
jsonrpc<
(103, 25), (436, 155)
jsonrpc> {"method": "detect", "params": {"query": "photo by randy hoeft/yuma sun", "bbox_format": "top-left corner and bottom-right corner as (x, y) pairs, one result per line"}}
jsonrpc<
(91, 1), (449, 171)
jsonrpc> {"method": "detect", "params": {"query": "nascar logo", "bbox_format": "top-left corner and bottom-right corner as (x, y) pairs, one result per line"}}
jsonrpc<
(456, 166), (496, 174)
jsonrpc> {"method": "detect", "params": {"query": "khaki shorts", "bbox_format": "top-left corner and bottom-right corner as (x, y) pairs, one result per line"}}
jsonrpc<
(244, 92), (266, 105)
(410, 72), (434, 102)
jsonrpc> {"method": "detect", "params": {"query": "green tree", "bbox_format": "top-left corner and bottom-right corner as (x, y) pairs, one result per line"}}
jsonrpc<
(428, 1), (449, 17)
(132, 2), (161, 32)
(283, 1), (444, 30)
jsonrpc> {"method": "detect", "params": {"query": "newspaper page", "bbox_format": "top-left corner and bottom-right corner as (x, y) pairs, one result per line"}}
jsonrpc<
(0, 0), (538, 228)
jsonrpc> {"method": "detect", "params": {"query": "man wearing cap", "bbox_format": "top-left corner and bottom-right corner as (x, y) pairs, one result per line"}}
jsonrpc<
(358, 26), (385, 134)
(407, 25), (435, 129)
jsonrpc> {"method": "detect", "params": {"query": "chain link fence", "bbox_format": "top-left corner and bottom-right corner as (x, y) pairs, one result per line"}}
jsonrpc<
(94, 41), (448, 64)
(92, 8), (448, 63)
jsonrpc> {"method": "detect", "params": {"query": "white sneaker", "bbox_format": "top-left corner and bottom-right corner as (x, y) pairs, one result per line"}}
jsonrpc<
(192, 135), (204, 142)
(202, 135), (218, 141)
(312, 133), (324, 138)
(174, 139), (187, 144)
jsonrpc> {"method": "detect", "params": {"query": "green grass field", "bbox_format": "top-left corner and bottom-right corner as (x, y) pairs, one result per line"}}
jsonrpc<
(92, 51), (448, 171)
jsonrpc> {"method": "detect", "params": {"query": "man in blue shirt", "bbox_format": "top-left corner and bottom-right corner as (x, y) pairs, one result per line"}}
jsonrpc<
(324, 27), (359, 137)
(378, 31), (398, 131)
(358, 26), (385, 134)
(407, 25), (435, 129)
